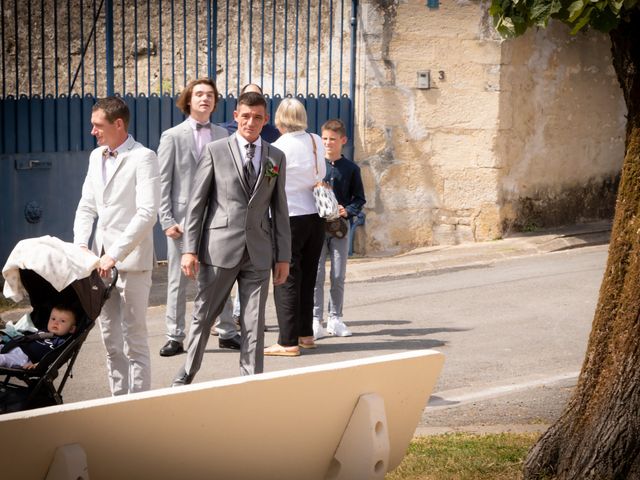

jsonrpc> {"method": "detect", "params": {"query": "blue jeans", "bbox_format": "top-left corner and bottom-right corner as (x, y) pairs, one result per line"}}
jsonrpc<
(313, 222), (350, 321)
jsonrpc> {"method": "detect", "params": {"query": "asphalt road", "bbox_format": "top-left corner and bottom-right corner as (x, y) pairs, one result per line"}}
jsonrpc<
(3, 244), (608, 433)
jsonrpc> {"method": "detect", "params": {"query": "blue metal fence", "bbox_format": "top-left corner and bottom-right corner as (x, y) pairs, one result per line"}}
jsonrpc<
(0, 0), (358, 264)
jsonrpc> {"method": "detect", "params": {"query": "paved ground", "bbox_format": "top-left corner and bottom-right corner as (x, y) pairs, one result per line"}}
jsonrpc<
(1, 220), (612, 436)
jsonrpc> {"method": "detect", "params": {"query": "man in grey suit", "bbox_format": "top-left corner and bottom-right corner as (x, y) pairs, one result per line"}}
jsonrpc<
(158, 78), (241, 357)
(173, 92), (291, 384)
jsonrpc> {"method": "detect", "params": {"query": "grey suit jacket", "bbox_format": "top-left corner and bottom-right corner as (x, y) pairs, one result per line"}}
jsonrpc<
(158, 120), (229, 231)
(183, 135), (291, 270)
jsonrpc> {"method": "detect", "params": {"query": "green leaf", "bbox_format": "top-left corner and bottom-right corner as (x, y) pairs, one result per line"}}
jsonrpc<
(570, 5), (594, 32)
(567, 0), (587, 21)
(496, 15), (517, 36)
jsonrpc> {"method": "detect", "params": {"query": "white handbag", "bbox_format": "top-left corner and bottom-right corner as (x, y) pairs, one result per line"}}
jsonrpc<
(310, 133), (340, 220)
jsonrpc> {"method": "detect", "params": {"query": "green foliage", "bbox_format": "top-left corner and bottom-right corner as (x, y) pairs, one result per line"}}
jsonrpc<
(489, 0), (639, 38)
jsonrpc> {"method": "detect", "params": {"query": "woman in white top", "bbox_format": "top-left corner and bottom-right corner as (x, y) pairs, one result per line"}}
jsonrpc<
(265, 98), (326, 356)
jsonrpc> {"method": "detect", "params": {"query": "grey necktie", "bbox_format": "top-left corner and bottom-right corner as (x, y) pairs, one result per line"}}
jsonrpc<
(244, 143), (257, 191)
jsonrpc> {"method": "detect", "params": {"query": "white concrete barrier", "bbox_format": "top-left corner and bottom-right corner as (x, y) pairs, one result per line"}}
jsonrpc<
(1, 350), (444, 480)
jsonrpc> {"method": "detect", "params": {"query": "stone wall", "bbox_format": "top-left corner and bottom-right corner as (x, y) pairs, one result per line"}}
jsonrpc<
(353, 0), (625, 254)
(497, 22), (625, 232)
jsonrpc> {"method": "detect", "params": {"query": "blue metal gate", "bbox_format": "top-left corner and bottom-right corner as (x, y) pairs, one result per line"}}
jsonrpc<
(0, 0), (358, 263)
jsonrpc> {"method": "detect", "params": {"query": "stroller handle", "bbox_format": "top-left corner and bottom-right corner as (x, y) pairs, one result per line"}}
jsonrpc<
(104, 267), (119, 301)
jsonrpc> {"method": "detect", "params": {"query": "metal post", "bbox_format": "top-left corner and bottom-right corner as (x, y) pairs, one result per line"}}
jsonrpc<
(105, 0), (114, 96)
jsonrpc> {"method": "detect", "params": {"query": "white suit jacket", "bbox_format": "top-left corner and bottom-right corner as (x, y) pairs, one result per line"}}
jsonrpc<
(73, 135), (160, 272)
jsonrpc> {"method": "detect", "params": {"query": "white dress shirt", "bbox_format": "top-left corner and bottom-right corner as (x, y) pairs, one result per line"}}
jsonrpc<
(102, 135), (131, 185)
(272, 130), (326, 217)
(188, 117), (212, 157)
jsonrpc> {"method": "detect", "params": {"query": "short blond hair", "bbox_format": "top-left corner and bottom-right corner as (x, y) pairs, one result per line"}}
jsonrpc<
(274, 97), (307, 133)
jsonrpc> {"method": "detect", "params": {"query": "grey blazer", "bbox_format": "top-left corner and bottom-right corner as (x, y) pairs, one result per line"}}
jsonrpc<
(158, 120), (229, 231)
(183, 135), (291, 270)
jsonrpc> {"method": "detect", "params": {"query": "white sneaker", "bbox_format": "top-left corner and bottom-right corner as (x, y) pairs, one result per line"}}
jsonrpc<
(326, 316), (352, 337)
(313, 318), (328, 340)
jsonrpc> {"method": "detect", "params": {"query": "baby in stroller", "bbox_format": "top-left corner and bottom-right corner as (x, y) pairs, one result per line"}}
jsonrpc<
(0, 304), (78, 369)
(1, 235), (115, 413)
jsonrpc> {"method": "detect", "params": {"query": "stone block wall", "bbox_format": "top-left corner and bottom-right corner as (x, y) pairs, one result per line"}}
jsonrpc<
(353, 0), (625, 254)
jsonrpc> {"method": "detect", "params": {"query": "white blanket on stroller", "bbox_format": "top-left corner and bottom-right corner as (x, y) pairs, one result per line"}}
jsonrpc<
(2, 235), (100, 302)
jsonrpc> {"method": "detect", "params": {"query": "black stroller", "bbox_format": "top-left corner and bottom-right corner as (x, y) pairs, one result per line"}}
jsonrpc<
(0, 267), (116, 413)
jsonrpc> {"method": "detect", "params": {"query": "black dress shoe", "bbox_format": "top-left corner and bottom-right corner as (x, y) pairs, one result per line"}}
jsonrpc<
(172, 372), (194, 387)
(219, 334), (241, 350)
(160, 340), (184, 357)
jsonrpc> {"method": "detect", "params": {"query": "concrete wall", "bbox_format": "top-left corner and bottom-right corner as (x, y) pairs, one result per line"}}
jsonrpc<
(0, 351), (444, 480)
(354, 0), (625, 254)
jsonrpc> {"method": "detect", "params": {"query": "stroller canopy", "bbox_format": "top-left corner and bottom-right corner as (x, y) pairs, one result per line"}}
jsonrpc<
(2, 236), (103, 320)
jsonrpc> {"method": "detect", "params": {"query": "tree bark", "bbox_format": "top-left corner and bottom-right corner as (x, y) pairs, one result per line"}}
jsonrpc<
(523, 12), (640, 480)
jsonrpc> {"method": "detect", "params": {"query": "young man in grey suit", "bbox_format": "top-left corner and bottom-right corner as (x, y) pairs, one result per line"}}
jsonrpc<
(157, 78), (241, 357)
(173, 92), (291, 384)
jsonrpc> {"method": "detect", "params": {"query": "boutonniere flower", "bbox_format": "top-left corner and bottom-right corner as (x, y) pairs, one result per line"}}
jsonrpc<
(265, 161), (279, 179)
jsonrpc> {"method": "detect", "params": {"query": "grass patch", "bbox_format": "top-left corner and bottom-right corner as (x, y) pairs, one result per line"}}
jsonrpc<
(386, 432), (538, 480)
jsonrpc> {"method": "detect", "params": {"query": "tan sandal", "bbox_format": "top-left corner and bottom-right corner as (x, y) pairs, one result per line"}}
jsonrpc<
(298, 337), (317, 349)
(264, 344), (301, 357)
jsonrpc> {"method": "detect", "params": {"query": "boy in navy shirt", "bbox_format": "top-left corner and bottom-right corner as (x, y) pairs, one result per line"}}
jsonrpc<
(313, 119), (366, 338)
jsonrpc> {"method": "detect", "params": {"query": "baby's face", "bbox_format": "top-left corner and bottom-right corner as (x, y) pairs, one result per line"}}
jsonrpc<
(48, 308), (76, 336)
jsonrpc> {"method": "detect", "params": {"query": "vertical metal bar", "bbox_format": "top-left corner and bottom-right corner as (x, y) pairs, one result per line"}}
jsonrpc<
(54, 0), (58, 96)
(93, 0), (97, 95)
(350, 0), (357, 137)
(248, 0), (253, 84)
(339, 0), (344, 96)
(260, 0), (264, 89)
(317, 1), (321, 95)
(134, 1), (138, 94)
(67, 0), (71, 94)
(105, 0), (114, 96)
(1, 0), (5, 97)
(41, 0), (45, 96)
(147, 0), (151, 95)
(283, 0), (287, 96)
(159, 0), (163, 93)
(195, 0), (199, 78)
(28, 0), (32, 96)
(328, 0), (333, 95)
(305, 0), (310, 96)
(80, 0), (84, 96)
(294, 0), (299, 95)
(207, 0), (212, 79)
(212, 0), (218, 83)
(236, 0), (241, 95)
(225, 0), (229, 94)
(121, 0), (125, 95)
(13, 0), (18, 95)
(271, 0), (275, 96)
(182, 0), (187, 87)
(171, 0), (175, 94)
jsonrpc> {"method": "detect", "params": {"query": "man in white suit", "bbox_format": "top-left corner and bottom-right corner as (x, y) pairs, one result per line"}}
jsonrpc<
(173, 92), (291, 384)
(157, 78), (240, 357)
(74, 97), (160, 396)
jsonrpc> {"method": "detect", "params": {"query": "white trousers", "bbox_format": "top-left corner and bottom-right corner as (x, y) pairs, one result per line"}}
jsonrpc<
(98, 270), (152, 396)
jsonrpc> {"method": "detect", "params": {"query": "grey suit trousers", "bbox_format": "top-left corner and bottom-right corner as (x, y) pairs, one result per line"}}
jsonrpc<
(166, 236), (237, 342)
(179, 250), (270, 378)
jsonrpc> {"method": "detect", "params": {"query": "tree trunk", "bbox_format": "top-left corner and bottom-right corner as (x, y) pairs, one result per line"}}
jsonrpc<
(523, 12), (640, 480)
